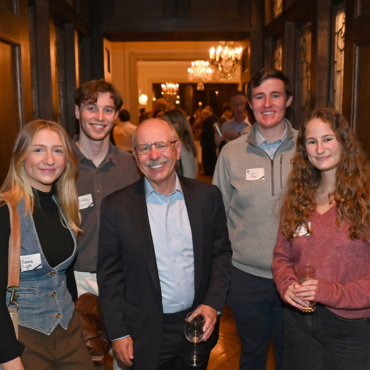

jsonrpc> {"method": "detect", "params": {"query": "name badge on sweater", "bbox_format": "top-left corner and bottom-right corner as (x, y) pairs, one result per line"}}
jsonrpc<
(295, 222), (311, 237)
(79, 194), (93, 210)
(21, 253), (42, 272)
(246, 168), (265, 181)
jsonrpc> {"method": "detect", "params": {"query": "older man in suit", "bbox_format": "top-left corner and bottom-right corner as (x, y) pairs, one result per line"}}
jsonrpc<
(97, 118), (231, 369)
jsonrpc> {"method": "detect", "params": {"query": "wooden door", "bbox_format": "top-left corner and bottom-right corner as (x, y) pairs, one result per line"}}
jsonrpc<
(0, 0), (33, 184)
(343, 0), (370, 158)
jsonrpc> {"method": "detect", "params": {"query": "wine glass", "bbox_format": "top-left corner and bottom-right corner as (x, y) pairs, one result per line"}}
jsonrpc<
(184, 312), (205, 367)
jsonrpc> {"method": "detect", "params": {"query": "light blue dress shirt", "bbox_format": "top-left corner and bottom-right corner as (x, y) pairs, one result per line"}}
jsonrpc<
(145, 176), (195, 314)
(255, 122), (288, 159)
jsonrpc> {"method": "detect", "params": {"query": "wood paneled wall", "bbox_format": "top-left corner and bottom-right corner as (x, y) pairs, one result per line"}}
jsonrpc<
(263, 0), (370, 156)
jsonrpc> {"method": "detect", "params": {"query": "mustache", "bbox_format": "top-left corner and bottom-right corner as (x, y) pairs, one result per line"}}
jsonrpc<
(145, 159), (168, 167)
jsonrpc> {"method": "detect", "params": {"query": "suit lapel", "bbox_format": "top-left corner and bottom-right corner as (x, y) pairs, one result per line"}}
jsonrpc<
(128, 179), (161, 294)
(180, 177), (203, 300)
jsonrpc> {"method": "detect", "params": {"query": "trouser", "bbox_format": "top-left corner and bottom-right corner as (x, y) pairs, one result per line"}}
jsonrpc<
(227, 266), (284, 370)
(19, 311), (95, 370)
(156, 309), (213, 370)
(283, 305), (370, 370)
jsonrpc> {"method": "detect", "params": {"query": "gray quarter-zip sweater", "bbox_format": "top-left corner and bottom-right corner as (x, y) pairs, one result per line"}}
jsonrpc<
(213, 120), (298, 279)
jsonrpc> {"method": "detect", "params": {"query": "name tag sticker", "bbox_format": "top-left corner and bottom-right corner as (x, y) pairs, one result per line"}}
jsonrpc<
(246, 168), (265, 181)
(21, 253), (42, 272)
(79, 194), (93, 210)
(295, 222), (311, 237)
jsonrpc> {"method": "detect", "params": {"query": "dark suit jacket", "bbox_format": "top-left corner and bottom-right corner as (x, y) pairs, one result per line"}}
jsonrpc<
(97, 175), (231, 369)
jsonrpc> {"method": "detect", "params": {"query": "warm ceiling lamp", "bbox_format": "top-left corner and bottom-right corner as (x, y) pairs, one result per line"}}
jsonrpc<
(138, 94), (148, 105)
(187, 60), (213, 83)
(209, 42), (243, 79)
(161, 82), (179, 96)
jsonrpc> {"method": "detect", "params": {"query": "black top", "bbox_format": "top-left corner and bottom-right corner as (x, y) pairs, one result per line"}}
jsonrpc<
(0, 189), (75, 363)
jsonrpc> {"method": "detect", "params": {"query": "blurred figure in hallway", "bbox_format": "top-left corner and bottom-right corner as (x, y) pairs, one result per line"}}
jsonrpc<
(163, 109), (197, 178)
(113, 109), (137, 152)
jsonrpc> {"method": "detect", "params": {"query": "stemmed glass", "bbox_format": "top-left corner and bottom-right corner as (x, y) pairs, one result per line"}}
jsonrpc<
(184, 312), (205, 367)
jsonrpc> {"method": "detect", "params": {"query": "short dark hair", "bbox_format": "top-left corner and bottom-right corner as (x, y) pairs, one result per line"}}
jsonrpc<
(247, 68), (292, 102)
(139, 108), (146, 115)
(119, 109), (131, 122)
(74, 79), (123, 111)
(230, 91), (246, 102)
(222, 103), (232, 113)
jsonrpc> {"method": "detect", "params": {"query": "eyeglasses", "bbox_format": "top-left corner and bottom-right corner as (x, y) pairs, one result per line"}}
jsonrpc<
(135, 140), (178, 155)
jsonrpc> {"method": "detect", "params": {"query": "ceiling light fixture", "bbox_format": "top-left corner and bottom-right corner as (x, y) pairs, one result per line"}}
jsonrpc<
(161, 82), (179, 96)
(187, 60), (213, 83)
(209, 42), (243, 80)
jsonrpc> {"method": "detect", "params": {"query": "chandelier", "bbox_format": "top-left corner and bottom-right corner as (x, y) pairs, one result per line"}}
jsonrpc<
(187, 60), (213, 83)
(161, 82), (179, 96)
(209, 42), (243, 79)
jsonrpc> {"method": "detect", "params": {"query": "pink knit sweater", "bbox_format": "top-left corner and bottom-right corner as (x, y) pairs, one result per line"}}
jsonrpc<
(272, 205), (370, 319)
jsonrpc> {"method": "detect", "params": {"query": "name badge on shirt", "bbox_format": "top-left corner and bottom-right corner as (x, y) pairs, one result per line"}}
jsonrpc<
(295, 222), (311, 237)
(246, 168), (265, 181)
(78, 194), (94, 210)
(21, 253), (42, 272)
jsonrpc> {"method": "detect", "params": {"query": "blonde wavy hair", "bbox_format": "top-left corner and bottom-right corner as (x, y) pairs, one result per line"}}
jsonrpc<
(282, 108), (370, 241)
(0, 120), (81, 235)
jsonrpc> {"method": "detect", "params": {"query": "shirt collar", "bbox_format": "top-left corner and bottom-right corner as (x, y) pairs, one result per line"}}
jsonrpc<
(255, 122), (287, 147)
(144, 173), (183, 199)
(72, 135), (117, 166)
(231, 116), (250, 125)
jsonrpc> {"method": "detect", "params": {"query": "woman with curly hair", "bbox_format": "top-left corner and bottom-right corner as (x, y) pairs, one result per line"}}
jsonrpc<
(272, 108), (370, 369)
(0, 120), (94, 370)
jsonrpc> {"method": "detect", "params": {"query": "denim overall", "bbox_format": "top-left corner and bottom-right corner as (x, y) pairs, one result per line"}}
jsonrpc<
(6, 195), (76, 335)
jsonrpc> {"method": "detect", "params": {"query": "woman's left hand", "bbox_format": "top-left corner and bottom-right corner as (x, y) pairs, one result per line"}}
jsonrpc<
(294, 279), (318, 304)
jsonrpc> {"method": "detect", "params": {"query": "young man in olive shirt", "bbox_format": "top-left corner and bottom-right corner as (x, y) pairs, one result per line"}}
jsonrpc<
(73, 79), (140, 296)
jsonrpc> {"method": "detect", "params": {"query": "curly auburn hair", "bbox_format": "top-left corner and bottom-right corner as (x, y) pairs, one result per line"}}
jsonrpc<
(282, 107), (370, 240)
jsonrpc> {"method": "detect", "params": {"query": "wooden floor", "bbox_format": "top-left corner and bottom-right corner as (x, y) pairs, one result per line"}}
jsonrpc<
(207, 305), (276, 370)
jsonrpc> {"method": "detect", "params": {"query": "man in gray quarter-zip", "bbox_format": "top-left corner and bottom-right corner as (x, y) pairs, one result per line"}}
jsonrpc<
(213, 68), (297, 370)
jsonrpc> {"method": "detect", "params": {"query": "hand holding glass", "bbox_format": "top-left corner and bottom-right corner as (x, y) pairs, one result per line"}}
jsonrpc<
(184, 312), (205, 367)
(298, 265), (316, 313)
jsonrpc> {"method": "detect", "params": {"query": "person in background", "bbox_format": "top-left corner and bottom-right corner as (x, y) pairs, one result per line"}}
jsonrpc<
(153, 109), (166, 120)
(200, 113), (219, 176)
(153, 98), (167, 113)
(272, 108), (370, 369)
(189, 107), (202, 127)
(221, 91), (251, 139)
(139, 108), (146, 123)
(213, 68), (295, 370)
(193, 108), (212, 141)
(215, 91), (252, 153)
(219, 103), (234, 126)
(0, 120), (94, 370)
(204, 105), (214, 115)
(192, 108), (212, 175)
(163, 109), (197, 178)
(113, 109), (137, 152)
(143, 111), (154, 121)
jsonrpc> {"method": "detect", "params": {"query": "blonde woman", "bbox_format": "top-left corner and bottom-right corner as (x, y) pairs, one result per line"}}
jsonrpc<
(0, 120), (94, 370)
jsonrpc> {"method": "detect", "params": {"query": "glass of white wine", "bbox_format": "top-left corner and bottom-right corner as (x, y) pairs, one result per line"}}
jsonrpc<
(298, 265), (316, 313)
(184, 312), (205, 367)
